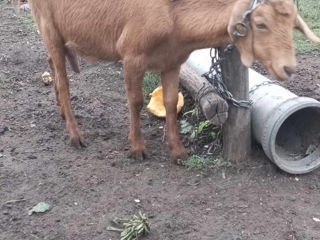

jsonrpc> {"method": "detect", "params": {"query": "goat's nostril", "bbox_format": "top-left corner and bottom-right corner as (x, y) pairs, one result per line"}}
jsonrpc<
(284, 66), (296, 77)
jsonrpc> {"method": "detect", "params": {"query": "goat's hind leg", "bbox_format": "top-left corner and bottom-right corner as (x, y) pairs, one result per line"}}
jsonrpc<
(48, 48), (79, 118)
(48, 56), (63, 117)
(42, 26), (85, 147)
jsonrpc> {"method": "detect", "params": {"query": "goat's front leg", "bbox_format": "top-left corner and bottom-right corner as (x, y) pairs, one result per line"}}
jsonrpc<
(161, 67), (188, 164)
(123, 59), (147, 160)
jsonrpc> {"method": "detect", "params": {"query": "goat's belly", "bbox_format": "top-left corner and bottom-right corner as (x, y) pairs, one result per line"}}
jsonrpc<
(65, 41), (121, 63)
(145, 48), (191, 72)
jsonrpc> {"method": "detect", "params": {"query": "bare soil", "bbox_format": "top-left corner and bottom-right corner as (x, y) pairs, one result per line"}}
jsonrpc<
(1, 3), (320, 240)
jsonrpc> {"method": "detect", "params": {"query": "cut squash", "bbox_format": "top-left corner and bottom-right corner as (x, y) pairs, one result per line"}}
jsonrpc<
(146, 86), (184, 118)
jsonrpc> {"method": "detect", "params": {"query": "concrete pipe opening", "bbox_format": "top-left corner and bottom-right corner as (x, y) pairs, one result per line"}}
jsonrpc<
(272, 105), (320, 174)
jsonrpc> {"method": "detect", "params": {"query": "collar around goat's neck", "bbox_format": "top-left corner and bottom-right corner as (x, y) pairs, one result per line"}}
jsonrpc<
(232, 0), (267, 39)
(251, 0), (267, 11)
(243, 0), (267, 25)
(224, 0), (266, 52)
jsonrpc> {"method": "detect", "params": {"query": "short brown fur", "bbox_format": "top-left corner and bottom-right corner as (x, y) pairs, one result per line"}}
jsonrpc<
(28, 0), (319, 162)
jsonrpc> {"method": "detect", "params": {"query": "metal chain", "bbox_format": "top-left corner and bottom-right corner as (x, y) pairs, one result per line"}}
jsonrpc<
(249, 80), (281, 93)
(202, 48), (252, 108)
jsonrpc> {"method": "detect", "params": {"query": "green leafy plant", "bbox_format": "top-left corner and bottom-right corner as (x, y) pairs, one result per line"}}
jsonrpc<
(107, 212), (150, 240)
(183, 155), (231, 169)
(180, 108), (220, 142)
(183, 107), (200, 118)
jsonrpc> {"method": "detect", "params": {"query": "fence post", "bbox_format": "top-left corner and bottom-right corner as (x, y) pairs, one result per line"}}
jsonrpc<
(219, 47), (251, 163)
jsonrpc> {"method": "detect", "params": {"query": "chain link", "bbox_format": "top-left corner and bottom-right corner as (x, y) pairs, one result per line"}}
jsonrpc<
(202, 48), (252, 108)
(249, 80), (282, 94)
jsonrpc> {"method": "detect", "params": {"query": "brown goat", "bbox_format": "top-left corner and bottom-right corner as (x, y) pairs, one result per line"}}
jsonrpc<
(28, 0), (319, 163)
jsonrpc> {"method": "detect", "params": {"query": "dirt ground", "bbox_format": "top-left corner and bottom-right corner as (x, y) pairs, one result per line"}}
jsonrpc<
(1, 3), (320, 240)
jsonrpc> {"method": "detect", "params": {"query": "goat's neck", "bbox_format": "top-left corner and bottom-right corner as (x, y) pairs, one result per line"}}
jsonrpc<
(172, 0), (236, 50)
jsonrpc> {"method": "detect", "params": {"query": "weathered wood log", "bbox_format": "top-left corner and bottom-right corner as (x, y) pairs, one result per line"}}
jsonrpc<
(180, 64), (228, 125)
(219, 47), (251, 163)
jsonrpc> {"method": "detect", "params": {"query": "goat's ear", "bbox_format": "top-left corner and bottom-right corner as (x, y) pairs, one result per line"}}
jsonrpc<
(295, 15), (320, 43)
(228, 0), (254, 67)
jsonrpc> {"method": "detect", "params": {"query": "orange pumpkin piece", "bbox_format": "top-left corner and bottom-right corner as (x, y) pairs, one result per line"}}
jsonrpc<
(146, 86), (184, 118)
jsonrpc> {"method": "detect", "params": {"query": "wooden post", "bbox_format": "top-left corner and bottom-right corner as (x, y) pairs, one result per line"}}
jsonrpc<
(219, 47), (251, 163)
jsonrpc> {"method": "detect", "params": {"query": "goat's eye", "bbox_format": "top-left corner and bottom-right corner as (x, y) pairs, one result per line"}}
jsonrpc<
(255, 23), (268, 30)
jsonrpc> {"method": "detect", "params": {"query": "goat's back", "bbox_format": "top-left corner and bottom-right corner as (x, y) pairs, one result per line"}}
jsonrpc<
(30, 0), (174, 61)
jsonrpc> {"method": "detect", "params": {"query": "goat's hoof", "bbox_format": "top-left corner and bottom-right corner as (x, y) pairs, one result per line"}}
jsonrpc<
(171, 148), (188, 165)
(70, 133), (86, 148)
(129, 149), (147, 161)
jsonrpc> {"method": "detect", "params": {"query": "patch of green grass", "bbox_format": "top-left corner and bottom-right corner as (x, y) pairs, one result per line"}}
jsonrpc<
(0, 73), (13, 89)
(18, 9), (38, 34)
(0, 79), (13, 89)
(22, 16), (38, 34)
(143, 72), (160, 99)
(294, 0), (320, 54)
(183, 155), (231, 169)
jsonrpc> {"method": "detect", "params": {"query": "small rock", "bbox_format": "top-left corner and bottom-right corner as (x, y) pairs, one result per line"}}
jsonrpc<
(41, 72), (53, 85)
(313, 217), (320, 222)
(0, 127), (9, 135)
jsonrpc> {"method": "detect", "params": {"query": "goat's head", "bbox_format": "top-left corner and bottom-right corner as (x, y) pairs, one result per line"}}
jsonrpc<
(228, 0), (320, 81)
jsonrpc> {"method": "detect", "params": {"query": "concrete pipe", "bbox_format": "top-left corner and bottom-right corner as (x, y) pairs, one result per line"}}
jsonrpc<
(187, 49), (320, 174)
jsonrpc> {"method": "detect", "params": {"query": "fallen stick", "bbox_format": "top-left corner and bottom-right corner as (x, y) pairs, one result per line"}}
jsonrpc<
(4, 199), (27, 205)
